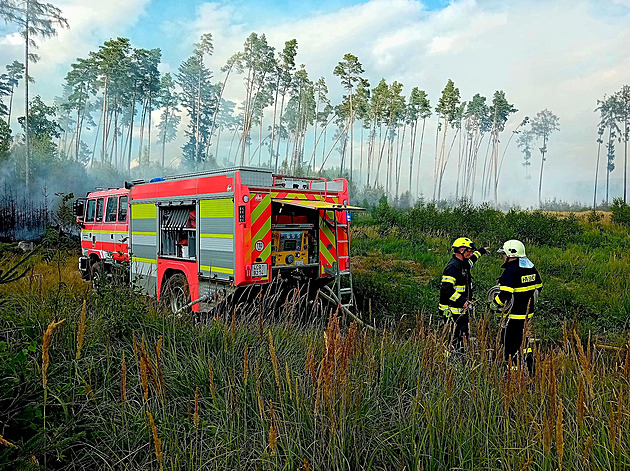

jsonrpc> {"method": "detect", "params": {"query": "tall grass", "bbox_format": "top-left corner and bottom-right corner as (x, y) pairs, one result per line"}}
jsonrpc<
(353, 200), (630, 336)
(1, 255), (629, 469)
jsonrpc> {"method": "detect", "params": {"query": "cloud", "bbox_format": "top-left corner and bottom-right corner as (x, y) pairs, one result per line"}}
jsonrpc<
(0, 0), (150, 101)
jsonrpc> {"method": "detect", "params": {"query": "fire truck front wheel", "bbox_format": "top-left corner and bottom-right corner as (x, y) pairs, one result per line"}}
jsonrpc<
(162, 273), (191, 316)
(90, 261), (105, 289)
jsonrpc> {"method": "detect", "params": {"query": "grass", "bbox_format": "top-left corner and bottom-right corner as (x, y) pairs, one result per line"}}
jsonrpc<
(351, 200), (630, 340)
(1, 253), (629, 470)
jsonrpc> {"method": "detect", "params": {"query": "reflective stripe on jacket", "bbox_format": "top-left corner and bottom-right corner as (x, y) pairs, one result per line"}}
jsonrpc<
(495, 259), (543, 319)
(439, 248), (486, 313)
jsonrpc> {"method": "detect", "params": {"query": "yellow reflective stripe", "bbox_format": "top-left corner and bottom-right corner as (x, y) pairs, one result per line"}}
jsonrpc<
(506, 313), (534, 320)
(522, 347), (532, 354)
(449, 292), (461, 302)
(473, 251), (481, 258)
(132, 231), (157, 236)
(514, 283), (542, 292)
(132, 256), (156, 264)
(441, 275), (456, 284)
(454, 285), (465, 292)
(200, 233), (234, 239)
(200, 265), (234, 275)
(500, 286), (515, 293)
(449, 307), (463, 314)
(494, 295), (504, 306)
(132, 203), (156, 219)
(438, 304), (449, 310)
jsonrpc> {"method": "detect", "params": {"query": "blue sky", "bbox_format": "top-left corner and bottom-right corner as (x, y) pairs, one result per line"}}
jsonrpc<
(1, 0), (630, 204)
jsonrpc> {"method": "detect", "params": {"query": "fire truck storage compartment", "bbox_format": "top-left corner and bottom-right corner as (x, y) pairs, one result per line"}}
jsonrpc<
(159, 204), (196, 259)
(271, 201), (319, 268)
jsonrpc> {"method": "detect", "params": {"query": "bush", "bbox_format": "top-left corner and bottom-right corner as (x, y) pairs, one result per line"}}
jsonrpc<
(610, 197), (630, 228)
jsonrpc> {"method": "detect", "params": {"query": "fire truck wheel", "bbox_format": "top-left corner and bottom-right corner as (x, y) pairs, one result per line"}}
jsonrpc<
(90, 261), (105, 289)
(163, 273), (191, 316)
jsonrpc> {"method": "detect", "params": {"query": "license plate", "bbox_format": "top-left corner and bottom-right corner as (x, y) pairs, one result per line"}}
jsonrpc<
(252, 263), (268, 278)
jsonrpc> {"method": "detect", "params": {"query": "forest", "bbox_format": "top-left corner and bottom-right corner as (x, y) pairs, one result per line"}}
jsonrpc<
(0, 1), (628, 208)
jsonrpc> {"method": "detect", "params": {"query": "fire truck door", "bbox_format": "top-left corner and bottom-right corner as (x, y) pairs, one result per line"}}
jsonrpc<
(94, 197), (105, 252)
(130, 202), (158, 295)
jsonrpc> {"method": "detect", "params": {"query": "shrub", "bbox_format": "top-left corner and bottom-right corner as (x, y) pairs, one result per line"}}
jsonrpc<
(610, 197), (630, 228)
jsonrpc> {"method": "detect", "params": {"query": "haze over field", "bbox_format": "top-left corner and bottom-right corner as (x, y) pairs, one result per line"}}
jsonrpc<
(1, 0), (629, 206)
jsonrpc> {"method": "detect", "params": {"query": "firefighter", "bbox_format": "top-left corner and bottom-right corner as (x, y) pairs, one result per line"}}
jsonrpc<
(439, 237), (489, 353)
(491, 239), (543, 375)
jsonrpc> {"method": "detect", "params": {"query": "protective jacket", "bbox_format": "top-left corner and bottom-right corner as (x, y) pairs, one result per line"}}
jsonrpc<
(494, 259), (543, 319)
(439, 248), (487, 316)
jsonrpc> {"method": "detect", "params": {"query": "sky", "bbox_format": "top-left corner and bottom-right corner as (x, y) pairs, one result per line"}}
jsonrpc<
(1, 0), (629, 206)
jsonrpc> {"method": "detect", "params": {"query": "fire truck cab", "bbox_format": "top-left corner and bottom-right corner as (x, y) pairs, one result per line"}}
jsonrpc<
(75, 167), (363, 313)
(73, 187), (130, 283)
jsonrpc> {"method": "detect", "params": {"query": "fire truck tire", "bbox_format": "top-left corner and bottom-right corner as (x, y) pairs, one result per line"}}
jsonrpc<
(163, 273), (191, 316)
(90, 261), (105, 289)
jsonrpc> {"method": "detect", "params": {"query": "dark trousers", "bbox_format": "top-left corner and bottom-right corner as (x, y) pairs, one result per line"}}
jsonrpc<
(502, 318), (534, 375)
(443, 312), (469, 353)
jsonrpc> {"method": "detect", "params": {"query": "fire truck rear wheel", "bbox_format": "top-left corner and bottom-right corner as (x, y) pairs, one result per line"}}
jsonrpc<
(163, 273), (191, 316)
(90, 261), (105, 289)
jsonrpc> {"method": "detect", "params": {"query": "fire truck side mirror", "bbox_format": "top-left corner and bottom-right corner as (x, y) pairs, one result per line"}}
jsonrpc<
(73, 198), (86, 218)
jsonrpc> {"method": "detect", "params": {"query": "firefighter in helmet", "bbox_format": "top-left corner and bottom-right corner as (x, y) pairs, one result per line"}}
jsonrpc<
(491, 239), (543, 375)
(439, 237), (489, 352)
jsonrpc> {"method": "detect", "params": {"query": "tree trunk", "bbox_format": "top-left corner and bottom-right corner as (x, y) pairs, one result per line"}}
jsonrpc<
(270, 75), (280, 170)
(100, 78), (109, 164)
(416, 118), (426, 198)
(538, 134), (548, 207)
(161, 107), (169, 168)
(593, 137), (602, 209)
(349, 87), (354, 182)
(147, 94), (152, 165)
(7, 84), (14, 125)
(625, 116), (628, 203)
(275, 92), (286, 172)
(24, 6), (30, 187)
(408, 120), (417, 196)
(127, 88), (136, 172)
(138, 100), (147, 165)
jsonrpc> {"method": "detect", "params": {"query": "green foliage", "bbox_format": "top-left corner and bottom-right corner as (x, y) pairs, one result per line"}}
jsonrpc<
(0, 119), (11, 161)
(610, 197), (630, 228)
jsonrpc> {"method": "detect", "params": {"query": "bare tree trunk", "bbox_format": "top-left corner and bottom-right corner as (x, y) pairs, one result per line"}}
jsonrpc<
(100, 78), (109, 164)
(7, 83), (14, 125)
(349, 88), (354, 182)
(147, 94), (152, 165)
(415, 119), (426, 198)
(24, 6), (29, 187)
(408, 120), (417, 195)
(270, 77), (280, 170)
(593, 137), (602, 209)
(538, 133), (548, 207)
(138, 100), (147, 166)
(275, 92), (286, 172)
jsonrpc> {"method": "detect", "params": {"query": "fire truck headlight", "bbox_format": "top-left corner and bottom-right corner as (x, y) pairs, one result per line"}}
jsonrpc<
(242, 195), (249, 203)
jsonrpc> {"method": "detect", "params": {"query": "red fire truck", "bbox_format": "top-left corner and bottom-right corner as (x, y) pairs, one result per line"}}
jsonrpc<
(74, 167), (363, 314)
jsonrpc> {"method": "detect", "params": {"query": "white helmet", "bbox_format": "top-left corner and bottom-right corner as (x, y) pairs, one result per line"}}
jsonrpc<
(498, 239), (526, 258)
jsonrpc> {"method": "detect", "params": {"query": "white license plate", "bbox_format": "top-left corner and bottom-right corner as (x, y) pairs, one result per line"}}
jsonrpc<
(252, 263), (268, 278)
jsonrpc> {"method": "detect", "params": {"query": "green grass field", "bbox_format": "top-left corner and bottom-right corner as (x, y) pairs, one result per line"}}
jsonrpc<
(1, 204), (630, 470)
